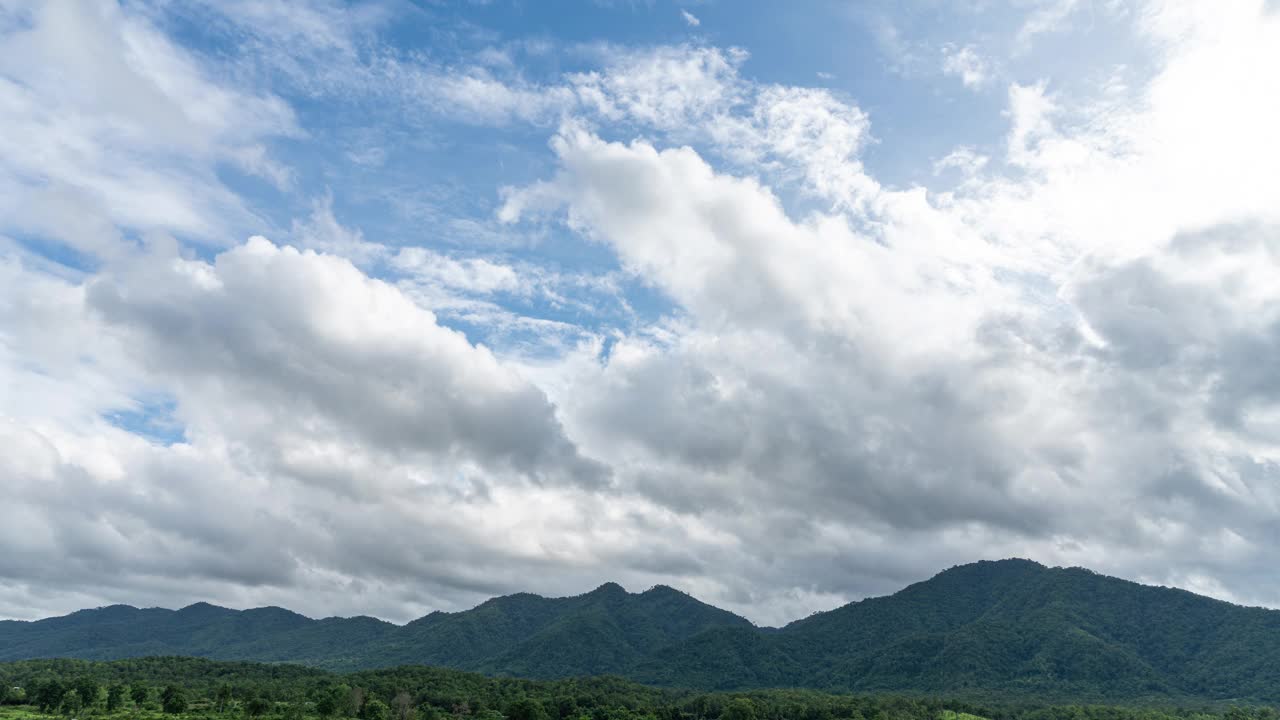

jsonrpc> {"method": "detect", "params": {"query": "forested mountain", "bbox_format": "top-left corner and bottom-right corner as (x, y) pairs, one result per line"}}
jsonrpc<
(6, 560), (1280, 702)
(0, 583), (751, 677)
(631, 559), (1280, 699)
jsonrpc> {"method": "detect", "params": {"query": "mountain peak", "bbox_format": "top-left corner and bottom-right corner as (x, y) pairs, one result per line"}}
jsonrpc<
(926, 557), (1048, 582)
(178, 601), (231, 614)
(588, 581), (628, 596)
(243, 605), (305, 616)
(62, 604), (142, 621)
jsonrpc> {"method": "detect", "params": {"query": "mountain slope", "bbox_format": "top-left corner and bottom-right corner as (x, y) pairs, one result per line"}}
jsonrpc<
(5, 560), (1280, 701)
(638, 560), (1280, 700)
(0, 582), (752, 677)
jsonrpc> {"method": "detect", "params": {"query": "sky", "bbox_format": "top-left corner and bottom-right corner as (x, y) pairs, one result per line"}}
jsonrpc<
(2, 0), (1280, 627)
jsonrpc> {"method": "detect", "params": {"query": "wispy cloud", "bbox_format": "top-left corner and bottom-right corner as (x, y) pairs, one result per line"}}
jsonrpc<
(941, 43), (989, 88)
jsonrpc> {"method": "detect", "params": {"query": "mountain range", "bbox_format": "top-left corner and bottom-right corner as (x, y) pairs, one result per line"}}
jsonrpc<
(5, 559), (1280, 702)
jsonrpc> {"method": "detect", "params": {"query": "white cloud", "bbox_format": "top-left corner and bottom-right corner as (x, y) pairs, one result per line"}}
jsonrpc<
(495, 0), (1280, 617)
(392, 247), (521, 295)
(570, 44), (748, 129)
(941, 43), (989, 88)
(0, 233), (619, 620)
(290, 195), (387, 266)
(1017, 0), (1083, 50)
(681, 9), (701, 27)
(933, 146), (989, 177)
(1004, 80), (1058, 165)
(0, 1), (298, 249)
(87, 237), (602, 483)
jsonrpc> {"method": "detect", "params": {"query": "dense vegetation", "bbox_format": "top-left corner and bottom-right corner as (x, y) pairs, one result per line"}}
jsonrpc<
(7, 561), (1280, 702)
(1, 657), (1277, 720)
(632, 560), (1280, 701)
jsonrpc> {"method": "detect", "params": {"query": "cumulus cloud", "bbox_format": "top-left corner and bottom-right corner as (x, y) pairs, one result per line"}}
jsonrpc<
(0, 236), (616, 620)
(88, 238), (603, 482)
(497, 0), (1280, 617)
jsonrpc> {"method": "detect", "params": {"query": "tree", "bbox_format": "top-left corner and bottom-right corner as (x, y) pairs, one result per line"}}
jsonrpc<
(161, 686), (188, 714)
(508, 699), (550, 720)
(393, 693), (416, 720)
(74, 678), (100, 712)
(7, 686), (28, 706)
(107, 685), (126, 713)
(723, 699), (757, 720)
(330, 685), (352, 717)
(318, 685), (352, 718)
(363, 698), (390, 720)
(35, 679), (67, 713)
(349, 687), (366, 718)
(216, 684), (235, 713)
(61, 689), (83, 716)
(246, 697), (272, 718)
(554, 698), (580, 720)
(131, 685), (150, 708)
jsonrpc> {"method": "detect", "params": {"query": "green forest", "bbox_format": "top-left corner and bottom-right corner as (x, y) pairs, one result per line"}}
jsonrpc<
(1, 658), (1277, 720)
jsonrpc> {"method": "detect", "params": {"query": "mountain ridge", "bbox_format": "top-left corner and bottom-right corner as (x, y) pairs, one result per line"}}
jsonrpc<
(13, 561), (1229, 629)
(5, 559), (1280, 702)
(6, 581), (714, 627)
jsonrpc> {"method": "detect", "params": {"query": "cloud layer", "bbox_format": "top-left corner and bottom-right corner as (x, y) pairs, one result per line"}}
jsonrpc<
(2, 0), (1280, 627)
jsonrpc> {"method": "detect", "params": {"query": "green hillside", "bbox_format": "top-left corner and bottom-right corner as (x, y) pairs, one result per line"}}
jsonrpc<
(0, 583), (751, 678)
(5, 561), (1280, 702)
(636, 560), (1280, 700)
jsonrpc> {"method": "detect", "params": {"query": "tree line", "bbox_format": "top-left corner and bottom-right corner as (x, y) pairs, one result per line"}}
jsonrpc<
(2, 658), (1278, 720)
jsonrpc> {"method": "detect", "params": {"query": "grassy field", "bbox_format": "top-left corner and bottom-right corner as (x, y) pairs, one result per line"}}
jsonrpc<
(0, 706), (249, 720)
(938, 712), (990, 720)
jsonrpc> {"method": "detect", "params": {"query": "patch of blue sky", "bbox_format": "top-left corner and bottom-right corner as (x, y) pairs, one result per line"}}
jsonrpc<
(418, 244), (679, 355)
(9, 232), (103, 274)
(102, 396), (187, 446)
(323, 128), (556, 246)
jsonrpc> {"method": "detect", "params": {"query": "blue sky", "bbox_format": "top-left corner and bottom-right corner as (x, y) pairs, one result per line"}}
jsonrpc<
(125, 0), (1154, 352)
(3, 0), (1280, 625)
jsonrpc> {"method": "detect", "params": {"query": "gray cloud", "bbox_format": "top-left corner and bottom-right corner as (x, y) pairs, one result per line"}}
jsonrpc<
(85, 239), (606, 489)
